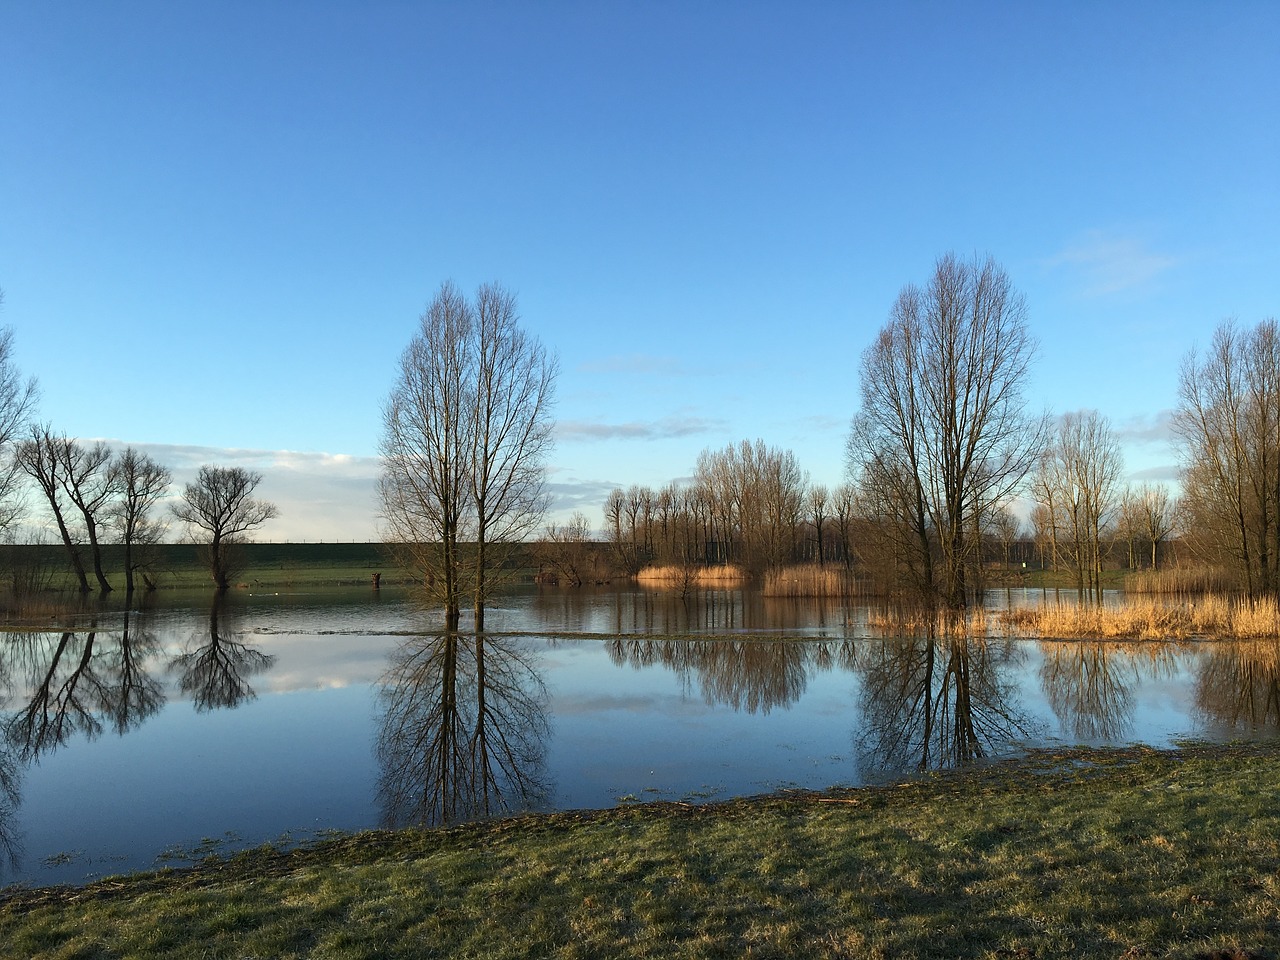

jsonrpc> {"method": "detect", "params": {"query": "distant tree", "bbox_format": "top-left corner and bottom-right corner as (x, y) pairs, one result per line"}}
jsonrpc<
(110, 447), (171, 594)
(173, 465), (278, 590)
(847, 253), (1046, 610)
(831, 482), (857, 571)
(990, 503), (1023, 572)
(380, 281), (556, 630)
(693, 439), (807, 573)
(1034, 411), (1124, 603)
(807, 484), (830, 566)
(1136, 482), (1177, 571)
(536, 511), (594, 586)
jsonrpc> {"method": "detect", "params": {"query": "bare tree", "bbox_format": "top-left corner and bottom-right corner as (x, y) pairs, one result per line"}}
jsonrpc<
(847, 253), (1046, 610)
(1174, 318), (1280, 597)
(16, 427), (91, 592)
(1136, 482), (1176, 571)
(54, 439), (118, 592)
(0, 305), (38, 535)
(535, 511), (593, 586)
(380, 281), (556, 630)
(172, 465), (278, 590)
(693, 439), (807, 573)
(1034, 411), (1124, 603)
(831, 482), (857, 572)
(110, 447), (171, 594)
(990, 503), (1023, 573)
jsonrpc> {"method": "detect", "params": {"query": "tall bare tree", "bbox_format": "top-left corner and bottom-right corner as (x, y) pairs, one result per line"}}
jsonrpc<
(847, 253), (1046, 610)
(110, 447), (172, 594)
(172, 465), (278, 590)
(1174, 318), (1280, 597)
(380, 281), (556, 630)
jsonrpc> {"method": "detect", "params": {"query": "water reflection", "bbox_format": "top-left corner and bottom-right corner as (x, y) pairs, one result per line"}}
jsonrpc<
(1038, 642), (1181, 742)
(6, 630), (112, 760)
(856, 636), (1040, 773)
(1195, 640), (1280, 733)
(606, 637), (856, 714)
(527, 586), (857, 636)
(376, 633), (550, 827)
(169, 601), (274, 711)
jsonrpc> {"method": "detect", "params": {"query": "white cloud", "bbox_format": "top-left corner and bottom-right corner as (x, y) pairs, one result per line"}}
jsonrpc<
(556, 415), (727, 442)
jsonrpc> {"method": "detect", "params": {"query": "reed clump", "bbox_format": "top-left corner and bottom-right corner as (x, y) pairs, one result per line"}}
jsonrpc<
(1002, 593), (1280, 640)
(635, 563), (748, 586)
(1123, 566), (1238, 595)
(760, 564), (854, 598)
(868, 604), (991, 637)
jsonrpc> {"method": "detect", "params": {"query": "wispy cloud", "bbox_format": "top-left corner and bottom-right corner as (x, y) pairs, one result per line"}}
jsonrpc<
(556, 415), (727, 442)
(1045, 231), (1179, 296)
(577, 354), (686, 376)
(1113, 409), (1176, 448)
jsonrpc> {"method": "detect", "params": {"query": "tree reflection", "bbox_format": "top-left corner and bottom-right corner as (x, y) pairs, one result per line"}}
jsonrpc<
(3, 615), (169, 760)
(1195, 640), (1280, 732)
(5, 631), (110, 760)
(376, 632), (549, 828)
(0, 676), (18, 877)
(105, 610), (165, 733)
(606, 637), (828, 714)
(1039, 642), (1137, 741)
(856, 635), (1038, 773)
(1037, 641), (1181, 742)
(169, 600), (274, 711)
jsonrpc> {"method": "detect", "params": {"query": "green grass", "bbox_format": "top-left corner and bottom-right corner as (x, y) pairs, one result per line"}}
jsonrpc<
(2, 743), (1278, 959)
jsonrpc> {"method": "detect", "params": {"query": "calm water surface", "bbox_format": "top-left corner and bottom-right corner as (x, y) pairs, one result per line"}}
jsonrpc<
(1, 585), (1276, 888)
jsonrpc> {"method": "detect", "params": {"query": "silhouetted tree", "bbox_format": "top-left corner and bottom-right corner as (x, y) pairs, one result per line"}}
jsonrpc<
(173, 465), (277, 590)
(16, 427), (91, 592)
(110, 448), (171, 594)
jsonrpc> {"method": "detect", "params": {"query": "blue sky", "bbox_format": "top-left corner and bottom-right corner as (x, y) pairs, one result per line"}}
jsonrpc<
(2, 2), (1276, 541)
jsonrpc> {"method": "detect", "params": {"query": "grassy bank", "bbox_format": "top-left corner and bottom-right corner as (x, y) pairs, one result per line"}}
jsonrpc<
(2, 743), (1278, 959)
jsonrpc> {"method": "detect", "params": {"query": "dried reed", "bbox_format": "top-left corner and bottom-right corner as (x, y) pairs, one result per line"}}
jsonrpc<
(1123, 567), (1238, 595)
(1001, 593), (1280, 640)
(635, 563), (748, 586)
(760, 564), (854, 598)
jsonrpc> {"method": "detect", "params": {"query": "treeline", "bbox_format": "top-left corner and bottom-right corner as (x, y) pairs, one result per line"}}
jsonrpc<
(0, 288), (283, 595)
(539, 257), (1274, 609)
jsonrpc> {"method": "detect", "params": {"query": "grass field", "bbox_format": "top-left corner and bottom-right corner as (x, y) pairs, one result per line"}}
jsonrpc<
(0, 541), (418, 593)
(1, 742), (1277, 959)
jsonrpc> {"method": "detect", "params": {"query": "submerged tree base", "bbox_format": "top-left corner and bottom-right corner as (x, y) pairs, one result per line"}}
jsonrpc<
(3, 742), (1279, 959)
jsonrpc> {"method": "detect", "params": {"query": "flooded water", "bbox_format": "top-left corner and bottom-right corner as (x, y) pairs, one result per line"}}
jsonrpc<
(1, 585), (1276, 889)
